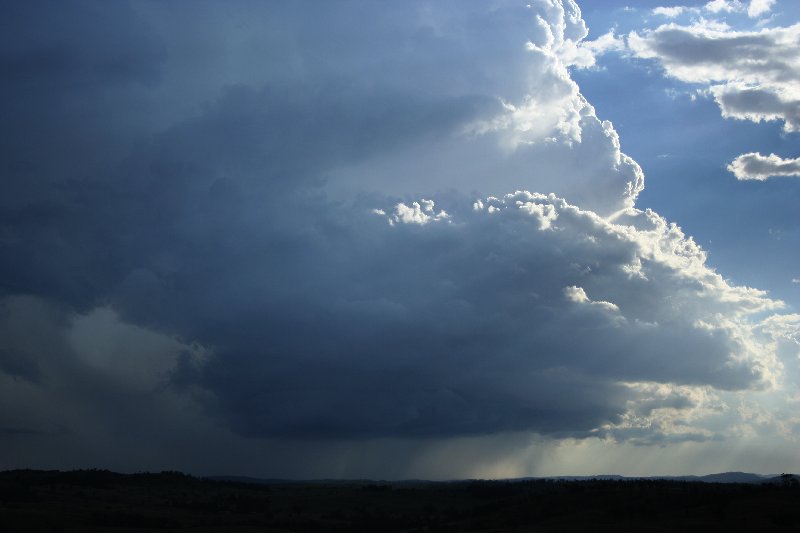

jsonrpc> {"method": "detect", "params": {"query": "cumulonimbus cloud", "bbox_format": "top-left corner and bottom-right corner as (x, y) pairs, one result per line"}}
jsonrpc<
(0, 0), (797, 475)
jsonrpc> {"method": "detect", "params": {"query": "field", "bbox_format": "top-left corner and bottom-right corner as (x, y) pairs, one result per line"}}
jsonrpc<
(1, 469), (799, 531)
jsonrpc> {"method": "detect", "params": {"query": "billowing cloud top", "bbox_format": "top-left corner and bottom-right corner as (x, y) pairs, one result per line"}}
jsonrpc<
(0, 0), (797, 476)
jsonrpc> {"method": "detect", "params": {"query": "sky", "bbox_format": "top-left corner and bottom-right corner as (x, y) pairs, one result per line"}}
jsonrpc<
(0, 0), (798, 479)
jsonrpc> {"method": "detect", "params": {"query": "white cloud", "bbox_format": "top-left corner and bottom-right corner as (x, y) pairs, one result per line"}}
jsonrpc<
(629, 19), (800, 182)
(653, 6), (688, 18)
(573, 30), (626, 66)
(600, 382), (725, 445)
(564, 285), (591, 303)
(564, 285), (620, 311)
(748, 0), (776, 18)
(705, 0), (744, 13)
(628, 22), (800, 132)
(388, 200), (450, 226)
(727, 152), (800, 180)
(711, 84), (800, 133)
(651, 1), (775, 20)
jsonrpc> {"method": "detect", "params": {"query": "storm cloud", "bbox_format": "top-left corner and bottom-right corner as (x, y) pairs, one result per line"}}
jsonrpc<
(0, 0), (796, 476)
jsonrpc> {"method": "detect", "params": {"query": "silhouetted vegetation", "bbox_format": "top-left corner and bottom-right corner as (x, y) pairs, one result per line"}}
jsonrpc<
(0, 469), (798, 531)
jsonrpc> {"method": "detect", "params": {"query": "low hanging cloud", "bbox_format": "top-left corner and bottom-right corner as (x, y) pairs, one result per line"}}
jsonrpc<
(0, 0), (797, 476)
(727, 152), (800, 180)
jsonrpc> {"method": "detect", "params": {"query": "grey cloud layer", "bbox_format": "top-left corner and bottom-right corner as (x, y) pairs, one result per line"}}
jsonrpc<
(0, 0), (794, 472)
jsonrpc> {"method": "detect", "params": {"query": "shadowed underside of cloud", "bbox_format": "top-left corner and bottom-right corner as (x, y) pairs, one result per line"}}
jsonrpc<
(199, 192), (779, 440)
(0, 185), (785, 442)
(0, 0), (797, 473)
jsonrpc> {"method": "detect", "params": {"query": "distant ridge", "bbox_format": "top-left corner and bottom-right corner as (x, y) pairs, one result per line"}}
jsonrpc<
(667, 472), (775, 484)
(205, 471), (798, 486)
(537, 472), (778, 484)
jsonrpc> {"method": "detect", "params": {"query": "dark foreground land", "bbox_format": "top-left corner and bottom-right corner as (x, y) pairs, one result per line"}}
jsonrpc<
(1, 469), (799, 532)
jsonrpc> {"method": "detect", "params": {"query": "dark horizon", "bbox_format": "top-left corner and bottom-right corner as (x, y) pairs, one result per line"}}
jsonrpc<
(2, 468), (799, 531)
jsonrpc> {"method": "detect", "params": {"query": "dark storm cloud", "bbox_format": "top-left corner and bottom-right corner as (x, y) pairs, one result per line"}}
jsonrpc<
(0, 1), (165, 201)
(0, 0), (788, 466)
(0, 1), (162, 86)
(0, 348), (41, 383)
(0, 81), (495, 308)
